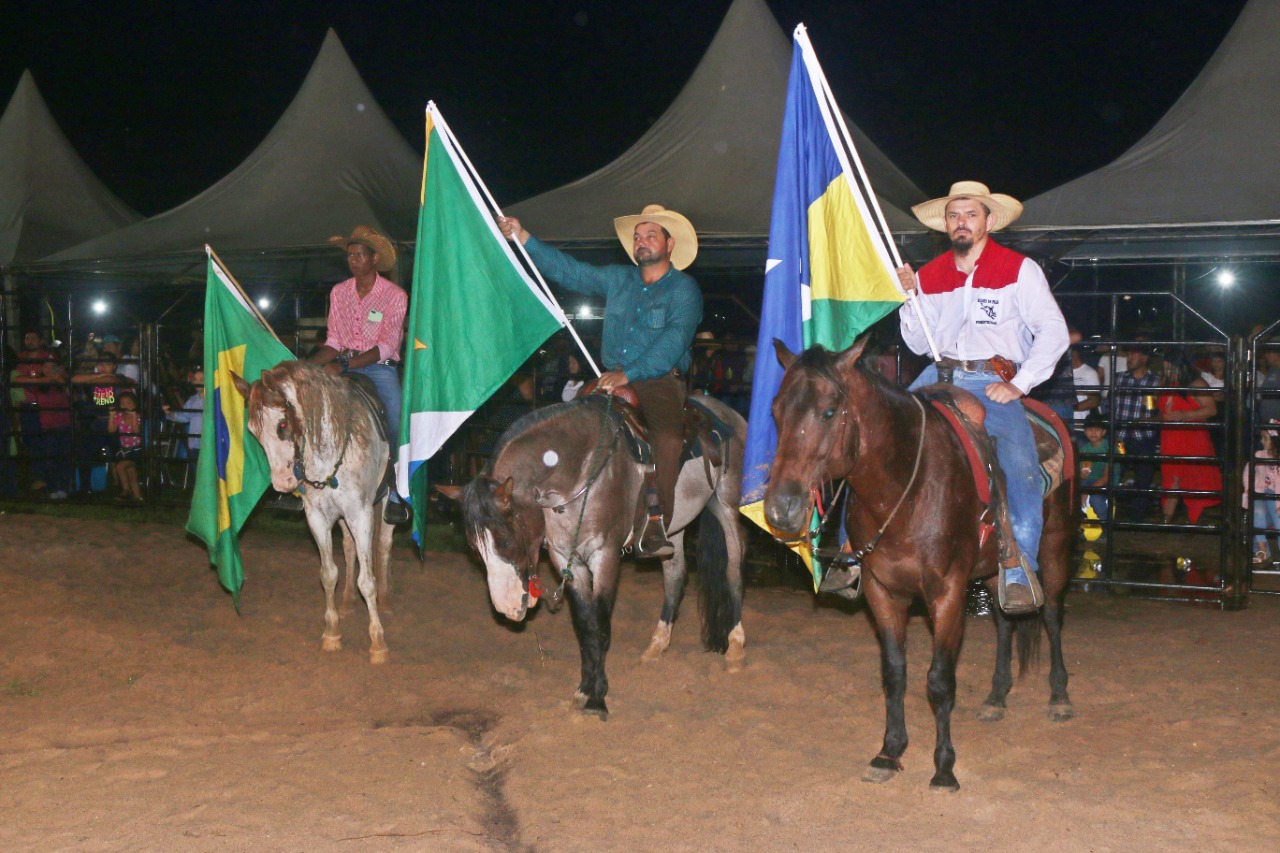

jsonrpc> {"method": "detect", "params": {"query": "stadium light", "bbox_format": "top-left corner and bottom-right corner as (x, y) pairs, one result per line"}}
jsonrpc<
(257, 297), (271, 310)
(1216, 269), (1236, 287)
(92, 299), (107, 315)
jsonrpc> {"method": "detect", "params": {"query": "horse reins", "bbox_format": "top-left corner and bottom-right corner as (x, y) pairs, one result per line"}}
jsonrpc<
(287, 401), (354, 491)
(800, 393), (928, 567)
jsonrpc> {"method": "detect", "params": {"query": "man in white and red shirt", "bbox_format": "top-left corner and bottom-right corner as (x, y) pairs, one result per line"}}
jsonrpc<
(308, 225), (410, 523)
(896, 182), (1068, 614)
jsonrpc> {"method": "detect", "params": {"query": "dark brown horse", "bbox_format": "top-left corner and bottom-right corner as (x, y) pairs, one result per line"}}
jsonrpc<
(764, 339), (1073, 791)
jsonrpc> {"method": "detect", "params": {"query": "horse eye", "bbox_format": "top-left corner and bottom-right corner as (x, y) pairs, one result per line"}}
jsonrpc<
(822, 408), (837, 420)
(276, 419), (288, 440)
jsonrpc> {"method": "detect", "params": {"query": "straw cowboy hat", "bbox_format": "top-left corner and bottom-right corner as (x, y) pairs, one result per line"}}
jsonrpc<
(911, 181), (1023, 233)
(328, 225), (398, 272)
(613, 204), (698, 270)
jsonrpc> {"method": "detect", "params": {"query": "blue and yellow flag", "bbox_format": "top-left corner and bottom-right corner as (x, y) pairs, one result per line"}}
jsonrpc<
(741, 26), (905, 588)
(187, 249), (295, 605)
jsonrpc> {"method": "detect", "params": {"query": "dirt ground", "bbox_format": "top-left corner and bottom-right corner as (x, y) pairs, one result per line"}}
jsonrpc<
(2, 514), (1278, 852)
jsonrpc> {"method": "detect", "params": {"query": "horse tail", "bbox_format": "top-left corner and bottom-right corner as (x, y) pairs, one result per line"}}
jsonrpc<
(696, 504), (734, 653)
(1015, 615), (1042, 679)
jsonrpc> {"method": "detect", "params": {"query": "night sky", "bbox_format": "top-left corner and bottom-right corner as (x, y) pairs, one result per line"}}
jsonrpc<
(3, 1), (1251, 217)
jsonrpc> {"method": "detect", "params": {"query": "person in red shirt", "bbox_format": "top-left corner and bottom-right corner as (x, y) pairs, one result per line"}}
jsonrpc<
(307, 225), (410, 524)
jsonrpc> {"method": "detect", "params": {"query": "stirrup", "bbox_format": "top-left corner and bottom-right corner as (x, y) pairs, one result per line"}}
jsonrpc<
(636, 514), (674, 559)
(818, 557), (862, 601)
(997, 555), (1044, 615)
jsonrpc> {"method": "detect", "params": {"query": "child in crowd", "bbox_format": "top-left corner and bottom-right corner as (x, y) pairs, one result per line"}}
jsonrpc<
(161, 368), (205, 469)
(108, 391), (144, 503)
(1078, 411), (1110, 523)
(1248, 426), (1280, 564)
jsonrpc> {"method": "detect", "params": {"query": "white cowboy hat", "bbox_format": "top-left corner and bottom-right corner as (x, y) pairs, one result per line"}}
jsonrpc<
(911, 181), (1023, 233)
(613, 204), (698, 270)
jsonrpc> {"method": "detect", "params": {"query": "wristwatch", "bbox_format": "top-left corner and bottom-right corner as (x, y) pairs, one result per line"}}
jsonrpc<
(337, 353), (351, 371)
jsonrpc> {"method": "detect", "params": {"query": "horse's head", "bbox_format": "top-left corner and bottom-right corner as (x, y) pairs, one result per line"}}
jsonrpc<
(764, 337), (870, 536)
(440, 476), (546, 621)
(243, 362), (309, 494)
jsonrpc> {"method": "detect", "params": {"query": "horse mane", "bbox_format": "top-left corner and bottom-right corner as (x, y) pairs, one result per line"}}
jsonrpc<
(248, 360), (380, 452)
(793, 345), (907, 402)
(489, 397), (600, 464)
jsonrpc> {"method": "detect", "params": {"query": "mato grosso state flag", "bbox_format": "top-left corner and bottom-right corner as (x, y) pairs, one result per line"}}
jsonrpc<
(397, 103), (564, 531)
(740, 26), (906, 587)
(187, 249), (295, 606)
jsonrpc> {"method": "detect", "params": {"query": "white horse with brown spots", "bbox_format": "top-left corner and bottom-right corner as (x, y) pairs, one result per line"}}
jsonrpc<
(236, 360), (395, 663)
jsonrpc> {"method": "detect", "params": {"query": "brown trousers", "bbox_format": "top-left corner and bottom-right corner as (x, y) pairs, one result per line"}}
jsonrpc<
(630, 375), (686, 522)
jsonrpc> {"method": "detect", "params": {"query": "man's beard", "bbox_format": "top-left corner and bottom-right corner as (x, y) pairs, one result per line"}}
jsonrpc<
(635, 248), (662, 267)
(950, 232), (974, 254)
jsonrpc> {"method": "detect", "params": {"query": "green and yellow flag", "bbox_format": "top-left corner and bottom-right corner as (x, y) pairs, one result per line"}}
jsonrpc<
(187, 249), (295, 605)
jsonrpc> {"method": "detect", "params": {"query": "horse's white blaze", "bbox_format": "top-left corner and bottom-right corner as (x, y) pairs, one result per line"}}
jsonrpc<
(478, 530), (528, 621)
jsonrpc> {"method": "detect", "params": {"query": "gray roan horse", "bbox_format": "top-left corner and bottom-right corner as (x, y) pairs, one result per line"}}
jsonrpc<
(237, 360), (395, 664)
(441, 392), (748, 719)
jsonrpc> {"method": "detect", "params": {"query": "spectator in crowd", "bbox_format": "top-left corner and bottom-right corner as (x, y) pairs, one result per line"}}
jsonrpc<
(1094, 341), (1126, 396)
(162, 367), (205, 468)
(1256, 347), (1280, 425)
(1033, 337), (1077, 426)
(1078, 410), (1110, 523)
(477, 373), (537, 455)
(1248, 426), (1280, 565)
(118, 335), (142, 385)
(1105, 341), (1162, 522)
(1196, 347), (1227, 458)
(71, 352), (134, 496)
(11, 330), (54, 490)
(1157, 353), (1221, 525)
(22, 361), (73, 500)
(1069, 329), (1101, 425)
(108, 390), (145, 504)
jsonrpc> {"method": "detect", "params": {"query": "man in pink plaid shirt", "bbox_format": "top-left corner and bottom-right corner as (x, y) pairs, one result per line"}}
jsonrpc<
(308, 225), (410, 523)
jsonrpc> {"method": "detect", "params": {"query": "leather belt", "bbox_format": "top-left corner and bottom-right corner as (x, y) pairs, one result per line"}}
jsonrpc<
(377, 359), (398, 366)
(941, 356), (1015, 374)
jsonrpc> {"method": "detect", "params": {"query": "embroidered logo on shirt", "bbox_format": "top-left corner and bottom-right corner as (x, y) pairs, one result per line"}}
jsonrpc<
(976, 297), (999, 325)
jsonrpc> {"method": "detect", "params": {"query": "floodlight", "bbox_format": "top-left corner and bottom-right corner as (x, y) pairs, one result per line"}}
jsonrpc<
(1216, 270), (1236, 287)
(92, 299), (107, 315)
(257, 297), (271, 310)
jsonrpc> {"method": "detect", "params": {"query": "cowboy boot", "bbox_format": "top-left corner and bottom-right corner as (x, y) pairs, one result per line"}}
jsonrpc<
(635, 470), (675, 559)
(984, 436), (1044, 615)
(382, 457), (411, 525)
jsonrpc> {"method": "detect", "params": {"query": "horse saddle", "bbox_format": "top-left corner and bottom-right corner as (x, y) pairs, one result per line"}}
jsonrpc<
(341, 373), (396, 503)
(580, 383), (731, 471)
(916, 384), (1073, 506)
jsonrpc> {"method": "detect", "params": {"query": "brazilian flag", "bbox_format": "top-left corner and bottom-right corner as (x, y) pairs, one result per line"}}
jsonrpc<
(187, 250), (295, 606)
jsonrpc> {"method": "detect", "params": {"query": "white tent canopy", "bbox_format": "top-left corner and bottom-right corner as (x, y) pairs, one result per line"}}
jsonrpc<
(0, 71), (139, 267)
(1014, 0), (1279, 260)
(507, 0), (923, 250)
(42, 30), (421, 270)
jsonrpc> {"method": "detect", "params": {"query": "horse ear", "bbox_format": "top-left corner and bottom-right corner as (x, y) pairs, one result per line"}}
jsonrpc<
(494, 477), (515, 511)
(435, 484), (463, 502)
(836, 335), (871, 370)
(773, 339), (797, 369)
(259, 368), (275, 391)
(230, 371), (251, 401)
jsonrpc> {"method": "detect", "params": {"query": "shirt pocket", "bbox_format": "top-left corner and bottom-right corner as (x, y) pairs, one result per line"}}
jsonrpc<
(646, 307), (667, 330)
(972, 294), (1001, 327)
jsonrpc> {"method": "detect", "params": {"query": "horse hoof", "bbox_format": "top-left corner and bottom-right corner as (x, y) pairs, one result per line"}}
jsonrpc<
(573, 690), (589, 709)
(369, 648), (389, 665)
(580, 701), (609, 721)
(1048, 703), (1076, 722)
(861, 765), (898, 785)
(976, 703), (1006, 723)
(930, 776), (961, 792)
(724, 625), (746, 673)
(640, 641), (666, 664)
(321, 636), (342, 652)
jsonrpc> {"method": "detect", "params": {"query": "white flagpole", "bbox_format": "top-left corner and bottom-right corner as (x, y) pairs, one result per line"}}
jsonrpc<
(794, 26), (942, 364)
(426, 102), (602, 378)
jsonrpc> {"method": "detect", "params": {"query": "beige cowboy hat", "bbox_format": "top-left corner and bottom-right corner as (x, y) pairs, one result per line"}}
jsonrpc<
(613, 204), (698, 270)
(911, 181), (1023, 233)
(328, 225), (398, 272)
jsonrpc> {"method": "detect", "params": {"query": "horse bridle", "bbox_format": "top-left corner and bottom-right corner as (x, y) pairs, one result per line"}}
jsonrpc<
(780, 390), (928, 576)
(280, 401), (353, 491)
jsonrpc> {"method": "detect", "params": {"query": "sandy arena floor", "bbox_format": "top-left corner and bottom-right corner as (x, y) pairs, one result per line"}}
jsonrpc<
(1, 514), (1277, 852)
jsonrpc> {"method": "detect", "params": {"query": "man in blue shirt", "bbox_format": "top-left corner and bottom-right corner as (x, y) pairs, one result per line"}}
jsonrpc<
(499, 205), (703, 558)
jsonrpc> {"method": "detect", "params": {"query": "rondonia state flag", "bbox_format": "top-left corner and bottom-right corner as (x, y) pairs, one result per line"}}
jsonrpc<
(397, 102), (564, 533)
(187, 248), (295, 606)
(741, 25), (906, 588)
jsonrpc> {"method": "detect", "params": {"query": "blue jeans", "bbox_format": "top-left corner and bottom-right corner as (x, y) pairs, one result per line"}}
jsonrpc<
(348, 362), (403, 504)
(912, 363), (1042, 584)
(1253, 492), (1279, 550)
(348, 362), (401, 449)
